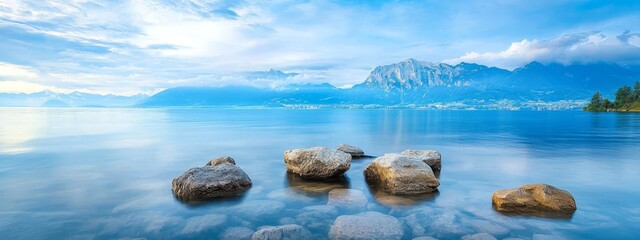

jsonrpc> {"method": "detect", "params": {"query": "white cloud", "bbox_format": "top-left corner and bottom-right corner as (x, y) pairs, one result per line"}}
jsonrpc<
(0, 62), (38, 78)
(446, 32), (640, 69)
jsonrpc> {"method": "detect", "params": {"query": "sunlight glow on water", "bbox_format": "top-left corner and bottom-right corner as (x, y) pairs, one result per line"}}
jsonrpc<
(0, 108), (639, 239)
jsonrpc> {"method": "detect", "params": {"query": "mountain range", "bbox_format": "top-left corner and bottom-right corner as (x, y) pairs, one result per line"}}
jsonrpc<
(0, 91), (148, 107)
(139, 59), (640, 109)
(2, 59), (639, 109)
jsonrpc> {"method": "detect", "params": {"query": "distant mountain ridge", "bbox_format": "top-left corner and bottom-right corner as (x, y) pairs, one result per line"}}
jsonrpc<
(3, 60), (639, 110)
(138, 60), (640, 109)
(0, 91), (148, 107)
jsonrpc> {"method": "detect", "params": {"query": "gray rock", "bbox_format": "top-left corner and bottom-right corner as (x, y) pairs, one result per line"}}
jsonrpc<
(337, 144), (365, 157)
(460, 233), (497, 240)
(284, 147), (351, 179)
(327, 189), (368, 208)
(464, 220), (509, 236)
(171, 164), (252, 202)
(251, 224), (311, 240)
(329, 211), (404, 240)
(532, 234), (566, 240)
(296, 205), (339, 233)
(207, 156), (236, 166)
(401, 149), (441, 173)
(232, 200), (286, 218)
(364, 154), (439, 195)
(181, 214), (227, 234)
(220, 227), (254, 240)
(404, 208), (472, 239)
(492, 184), (577, 216)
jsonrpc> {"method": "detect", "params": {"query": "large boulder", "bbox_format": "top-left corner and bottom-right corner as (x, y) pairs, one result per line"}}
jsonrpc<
(251, 224), (311, 240)
(364, 154), (440, 195)
(284, 147), (351, 179)
(329, 211), (404, 240)
(337, 144), (365, 157)
(492, 184), (577, 216)
(400, 149), (441, 173)
(172, 160), (252, 202)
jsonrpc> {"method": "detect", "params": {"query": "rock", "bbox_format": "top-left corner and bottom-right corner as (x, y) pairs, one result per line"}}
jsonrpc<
(400, 149), (441, 173)
(329, 211), (403, 240)
(364, 154), (439, 195)
(296, 205), (339, 233)
(207, 156), (236, 166)
(532, 234), (566, 240)
(181, 214), (227, 234)
(464, 219), (509, 236)
(327, 189), (368, 208)
(232, 200), (286, 218)
(460, 233), (497, 240)
(171, 164), (252, 202)
(337, 144), (365, 157)
(251, 224), (311, 240)
(220, 227), (254, 240)
(492, 184), (577, 216)
(404, 208), (472, 239)
(413, 237), (438, 240)
(284, 147), (351, 179)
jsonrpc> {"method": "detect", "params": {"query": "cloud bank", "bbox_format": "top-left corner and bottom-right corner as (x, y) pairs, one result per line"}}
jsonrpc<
(446, 32), (640, 70)
(0, 0), (639, 94)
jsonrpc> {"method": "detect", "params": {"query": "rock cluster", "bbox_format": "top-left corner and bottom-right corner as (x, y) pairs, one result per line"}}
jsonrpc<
(172, 156), (252, 202)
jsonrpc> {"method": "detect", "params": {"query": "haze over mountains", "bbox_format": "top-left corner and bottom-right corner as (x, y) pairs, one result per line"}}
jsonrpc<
(2, 59), (639, 109)
(138, 59), (640, 109)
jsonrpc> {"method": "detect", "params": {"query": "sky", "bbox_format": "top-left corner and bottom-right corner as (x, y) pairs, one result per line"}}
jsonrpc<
(0, 0), (639, 95)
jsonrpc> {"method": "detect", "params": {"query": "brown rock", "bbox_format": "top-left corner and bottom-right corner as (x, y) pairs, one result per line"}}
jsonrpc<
(284, 147), (351, 179)
(207, 156), (236, 166)
(364, 154), (439, 195)
(492, 184), (577, 216)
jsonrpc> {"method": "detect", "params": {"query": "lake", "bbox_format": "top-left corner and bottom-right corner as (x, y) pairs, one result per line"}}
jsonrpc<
(0, 108), (638, 239)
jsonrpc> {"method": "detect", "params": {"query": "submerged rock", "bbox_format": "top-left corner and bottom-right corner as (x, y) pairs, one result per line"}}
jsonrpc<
(284, 147), (351, 179)
(403, 208), (473, 239)
(337, 144), (365, 157)
(460, 233), (497, 240)
(492, 184), (577, 216)
(251, 224), (311, 240)
(296, 205), (339, 233)
(327, 189), (368, 208)
(400, 149), (441, 173)
(171, 161), (252, 202)
(207, 156), (236, 166)
(364, 154), (439, 195)
(329, 211), (404, 240)
(220, 227), (254, 240)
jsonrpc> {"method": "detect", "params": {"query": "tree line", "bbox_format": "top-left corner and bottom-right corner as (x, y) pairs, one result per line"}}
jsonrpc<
(584, 81), (640, 112)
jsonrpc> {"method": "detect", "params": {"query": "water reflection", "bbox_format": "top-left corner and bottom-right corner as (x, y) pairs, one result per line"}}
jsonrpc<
(284, 172), (350, 195)
(491, 205), (575, 220)
(366, 183), (439, 206)
(173, 193), (248, 208)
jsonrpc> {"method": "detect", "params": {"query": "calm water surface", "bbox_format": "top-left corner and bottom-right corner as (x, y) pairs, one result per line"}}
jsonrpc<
(0, 108), (638, 239)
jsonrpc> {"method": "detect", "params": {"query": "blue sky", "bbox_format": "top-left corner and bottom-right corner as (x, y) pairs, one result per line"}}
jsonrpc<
(0, 0), (639, 95)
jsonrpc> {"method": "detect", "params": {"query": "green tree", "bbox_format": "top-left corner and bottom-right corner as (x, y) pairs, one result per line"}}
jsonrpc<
(585, 91), (604, 111)
(615, 86), (633, 108)
(603, 98), (612, 110)
(633, 81), (640, 102)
